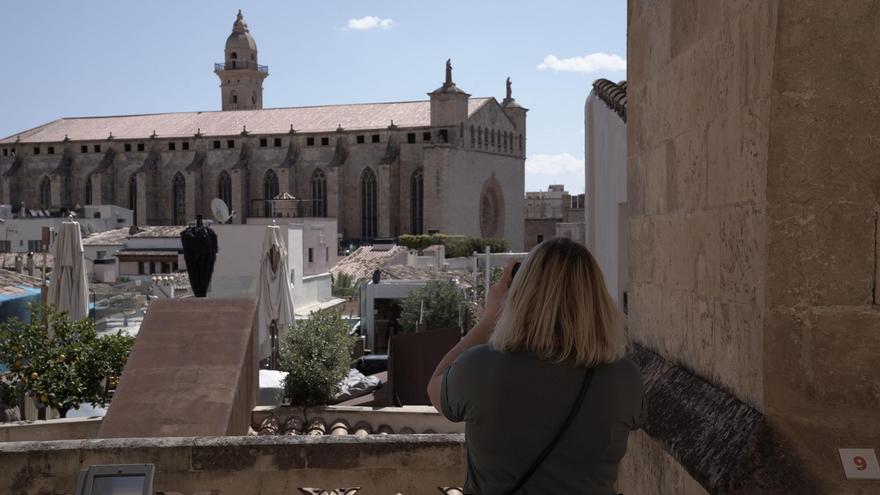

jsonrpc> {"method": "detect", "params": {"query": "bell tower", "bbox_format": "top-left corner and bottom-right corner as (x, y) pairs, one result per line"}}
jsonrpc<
(215, 10), (268, 111)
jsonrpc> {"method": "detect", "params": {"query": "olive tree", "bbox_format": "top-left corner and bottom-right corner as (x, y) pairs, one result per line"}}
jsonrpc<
(399, 280), (471, 332)
(279, 309), (355, 407)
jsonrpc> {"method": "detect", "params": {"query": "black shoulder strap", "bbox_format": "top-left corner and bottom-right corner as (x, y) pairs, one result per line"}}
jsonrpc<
(506, 366), (595, 495)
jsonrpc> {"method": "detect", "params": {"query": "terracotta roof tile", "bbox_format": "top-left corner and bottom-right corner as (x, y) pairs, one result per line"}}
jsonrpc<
(82, 227), (130, 246)
(330, 245), (408, 282)
(591, 79), (627, 122)
(2, 98), (493, 144)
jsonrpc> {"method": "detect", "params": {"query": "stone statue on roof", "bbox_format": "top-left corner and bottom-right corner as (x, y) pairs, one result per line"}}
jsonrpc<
(445, 59), (452, 85)
(506, 77), (512, 100)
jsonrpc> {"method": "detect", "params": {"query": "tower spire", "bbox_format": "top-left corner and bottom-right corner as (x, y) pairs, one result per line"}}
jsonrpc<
(215, 10), (267, 111)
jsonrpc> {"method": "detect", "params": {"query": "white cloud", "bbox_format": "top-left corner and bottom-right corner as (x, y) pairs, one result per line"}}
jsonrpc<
(537, 53), (626, 73)
(526, 153), (585, 175)
(345, 16), (394, 31)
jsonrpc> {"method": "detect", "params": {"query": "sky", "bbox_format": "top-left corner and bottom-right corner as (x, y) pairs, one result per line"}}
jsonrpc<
(0, 0), (626, 194)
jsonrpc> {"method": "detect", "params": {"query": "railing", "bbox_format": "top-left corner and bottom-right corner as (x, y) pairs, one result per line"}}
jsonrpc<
(214, 61), (269, 73)
(249, 198), (322, 218)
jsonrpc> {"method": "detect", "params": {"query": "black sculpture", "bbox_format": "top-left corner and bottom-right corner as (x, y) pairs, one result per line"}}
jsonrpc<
(180, 215), (218, 297)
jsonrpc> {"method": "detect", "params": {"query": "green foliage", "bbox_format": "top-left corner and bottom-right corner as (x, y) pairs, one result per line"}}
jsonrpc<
(0, 307), (134, 417)
(473, 266), (505, 308)
(0, 377), (14, 406)
(279, 309), (355, 407)
(399, 280), (471, 332)
(398, 234), (435, 253)
(398, 234), (509, 258)
(331, 272), (359, 299)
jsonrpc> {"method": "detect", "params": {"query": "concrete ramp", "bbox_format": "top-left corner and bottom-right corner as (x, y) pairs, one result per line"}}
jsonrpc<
(98, 298), (258, 438)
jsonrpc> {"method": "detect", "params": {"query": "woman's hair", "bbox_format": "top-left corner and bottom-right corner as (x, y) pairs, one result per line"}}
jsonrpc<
(490, 237), (627, 366)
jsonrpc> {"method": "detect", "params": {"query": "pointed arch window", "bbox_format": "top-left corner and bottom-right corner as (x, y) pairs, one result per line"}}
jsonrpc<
(128, 173), (138, 225)
(263, 169), (279, 216)
(470, 126), (475, 147)
(360, 168), (377, 239)
(172, 172), (186, 225)
(218, 171), (232, 209)
(39, 176), (51, 209)
(410, 169), (424, 235)
(478, 127), (483, 147)
(311, 169), (327, 217)
(85, 176), (93, 205)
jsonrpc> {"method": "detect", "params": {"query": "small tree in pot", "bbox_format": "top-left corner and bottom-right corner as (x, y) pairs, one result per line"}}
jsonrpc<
(279, 309), (355, 407)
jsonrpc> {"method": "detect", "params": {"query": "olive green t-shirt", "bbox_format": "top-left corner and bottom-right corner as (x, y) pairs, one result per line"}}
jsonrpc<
(441, 344), (646, 495)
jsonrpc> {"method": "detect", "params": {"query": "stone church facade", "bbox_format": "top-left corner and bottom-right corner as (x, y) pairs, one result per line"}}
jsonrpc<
(0, 11), (526, 249)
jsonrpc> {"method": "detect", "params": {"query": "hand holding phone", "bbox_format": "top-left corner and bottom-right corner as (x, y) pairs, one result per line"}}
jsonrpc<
(509, 262), (521, 287)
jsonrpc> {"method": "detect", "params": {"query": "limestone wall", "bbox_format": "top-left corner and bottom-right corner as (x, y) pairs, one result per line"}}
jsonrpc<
(627, 0), (880, 492)
(627, 0), (777, 408)
(429, 146), (525, 251)
(0, 435), (465, 495)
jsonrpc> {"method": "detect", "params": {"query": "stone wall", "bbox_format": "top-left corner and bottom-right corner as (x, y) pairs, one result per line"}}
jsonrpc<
(0, 435), (465, 495)
(627, 0), (880, 493)
(627, 0), (776, 408)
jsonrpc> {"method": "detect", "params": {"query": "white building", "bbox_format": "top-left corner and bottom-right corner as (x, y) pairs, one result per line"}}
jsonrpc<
(0, 204), (132, 254)
(585, 79), (628, 310)
(209, 218), (341, 314)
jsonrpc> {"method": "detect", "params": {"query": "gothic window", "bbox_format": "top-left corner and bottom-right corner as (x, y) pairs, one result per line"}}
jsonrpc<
(231, 92), (238, 104)
(311, 169), (327, 217)
(518, 134), (523, 152)
(85, 176), (93, 205)
(218, 171), (232, 208)
(410, 169), (424, 235)
(460, 122), (464, 138)
(491, 129), (496, 148)
(478, 127), (483, 147)
(263, 169), (279, 199)
(360, 168), (377, 239)
(503, 132), (508, 152)
(128, 173), (138, 225)
(39, 176), (51, 209)
(172, 172), (186, 225)
(470, 126), (475, 147)
(263, 169), (279, 216)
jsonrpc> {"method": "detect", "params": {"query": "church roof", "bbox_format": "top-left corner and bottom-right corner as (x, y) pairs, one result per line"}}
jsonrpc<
(1, 98), (493, 145)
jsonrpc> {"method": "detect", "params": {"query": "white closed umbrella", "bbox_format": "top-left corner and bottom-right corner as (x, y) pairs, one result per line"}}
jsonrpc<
(46, 221), (89, 321)
(256, 224), (295, 367)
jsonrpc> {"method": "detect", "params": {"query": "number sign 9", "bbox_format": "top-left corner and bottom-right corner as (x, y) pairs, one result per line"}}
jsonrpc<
(839, 449), (880, 480)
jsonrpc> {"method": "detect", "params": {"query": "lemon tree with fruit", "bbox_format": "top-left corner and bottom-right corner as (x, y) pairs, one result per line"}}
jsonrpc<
(0, 306), (134, 418)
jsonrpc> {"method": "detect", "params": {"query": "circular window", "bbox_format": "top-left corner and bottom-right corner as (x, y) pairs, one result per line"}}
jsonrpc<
(479, 175), (505, 238)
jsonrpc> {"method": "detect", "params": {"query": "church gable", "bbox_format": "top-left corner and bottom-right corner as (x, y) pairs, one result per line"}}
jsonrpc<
(466, 99), (516, 131)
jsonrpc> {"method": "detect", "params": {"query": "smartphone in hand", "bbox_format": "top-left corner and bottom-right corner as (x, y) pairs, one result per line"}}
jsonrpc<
(509, 262), (521, 287)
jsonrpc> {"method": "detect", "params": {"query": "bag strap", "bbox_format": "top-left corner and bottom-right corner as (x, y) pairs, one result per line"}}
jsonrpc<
(506, 366), (595, 495)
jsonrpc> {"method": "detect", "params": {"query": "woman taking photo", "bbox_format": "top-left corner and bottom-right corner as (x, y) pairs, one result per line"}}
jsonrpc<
(428, 238), (645, 494)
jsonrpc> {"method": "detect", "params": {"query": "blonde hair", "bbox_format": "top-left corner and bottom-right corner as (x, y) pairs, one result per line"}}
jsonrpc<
(490, 238), (627, 366)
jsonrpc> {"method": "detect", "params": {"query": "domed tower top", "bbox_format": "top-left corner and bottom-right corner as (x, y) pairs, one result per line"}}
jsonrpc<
(225, 10), (258, 63)
(215, 10), (268, 111)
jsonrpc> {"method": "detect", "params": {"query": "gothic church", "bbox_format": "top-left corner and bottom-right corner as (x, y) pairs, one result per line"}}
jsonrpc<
(0, 11), (526, 248)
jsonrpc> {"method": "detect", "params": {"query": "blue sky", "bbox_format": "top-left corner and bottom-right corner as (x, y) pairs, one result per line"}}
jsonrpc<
(0, 0), (626, 194)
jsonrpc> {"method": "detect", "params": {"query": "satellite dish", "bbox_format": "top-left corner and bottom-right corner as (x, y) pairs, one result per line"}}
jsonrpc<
(210, 198), (232, 224)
